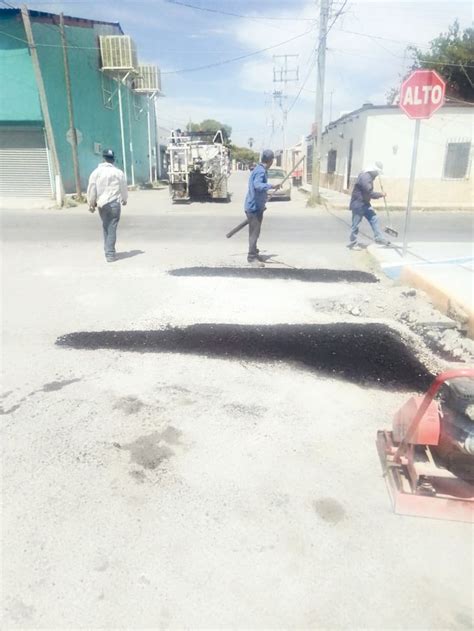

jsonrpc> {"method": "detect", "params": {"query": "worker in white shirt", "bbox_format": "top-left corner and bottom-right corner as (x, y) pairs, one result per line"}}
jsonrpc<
(87, 149), (128, 262)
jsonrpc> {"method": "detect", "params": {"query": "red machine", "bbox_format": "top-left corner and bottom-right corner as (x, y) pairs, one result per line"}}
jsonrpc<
(377, 369), (474, 522)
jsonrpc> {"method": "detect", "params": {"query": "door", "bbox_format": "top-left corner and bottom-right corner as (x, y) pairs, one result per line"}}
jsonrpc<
(0, 127), (53, 197)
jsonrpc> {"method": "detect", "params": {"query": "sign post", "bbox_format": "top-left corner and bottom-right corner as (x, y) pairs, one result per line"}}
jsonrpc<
(399, 70), (446, 255)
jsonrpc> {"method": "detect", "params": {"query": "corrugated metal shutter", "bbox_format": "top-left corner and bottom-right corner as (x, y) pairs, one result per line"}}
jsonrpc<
(0, 128), (53, 197)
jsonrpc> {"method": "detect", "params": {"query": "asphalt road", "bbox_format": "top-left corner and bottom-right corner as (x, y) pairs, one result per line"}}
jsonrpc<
(1, 171), (473, 246)
(2, 172), (473, 629)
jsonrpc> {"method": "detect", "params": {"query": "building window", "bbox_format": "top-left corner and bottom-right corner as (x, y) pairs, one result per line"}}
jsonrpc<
(443, 140), (471, 179)
(327, 149), (337, 174)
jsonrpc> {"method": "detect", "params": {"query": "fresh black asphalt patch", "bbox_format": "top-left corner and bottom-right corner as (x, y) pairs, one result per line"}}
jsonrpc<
(57, 323), (432, 390)
(168, 267), (378, 283)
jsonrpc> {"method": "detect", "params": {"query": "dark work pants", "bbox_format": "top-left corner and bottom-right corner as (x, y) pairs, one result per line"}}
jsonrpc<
(246, 210), (264, 260)
(99, 201), (121, 258)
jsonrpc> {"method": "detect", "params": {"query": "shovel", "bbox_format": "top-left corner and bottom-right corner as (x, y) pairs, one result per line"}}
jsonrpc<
(379, 177), (398, 238)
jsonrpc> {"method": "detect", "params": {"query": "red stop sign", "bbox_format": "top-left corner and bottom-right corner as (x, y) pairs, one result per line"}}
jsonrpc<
(399, 70), (446, 119)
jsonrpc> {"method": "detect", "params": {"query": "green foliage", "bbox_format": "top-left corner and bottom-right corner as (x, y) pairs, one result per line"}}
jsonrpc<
(186, 119), (232, 139)
(409, 21), (474, 102)
(229, 144), (259, 165)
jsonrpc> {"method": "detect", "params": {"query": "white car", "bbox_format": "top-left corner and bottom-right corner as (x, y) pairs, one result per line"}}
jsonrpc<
(267, 168), (291, 201)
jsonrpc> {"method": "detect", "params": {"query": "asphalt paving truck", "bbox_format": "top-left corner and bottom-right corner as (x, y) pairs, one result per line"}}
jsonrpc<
(166, 129), (231, 203)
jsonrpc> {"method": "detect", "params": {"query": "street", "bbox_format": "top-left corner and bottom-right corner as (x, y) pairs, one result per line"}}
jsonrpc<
(1, 171), (473, 629)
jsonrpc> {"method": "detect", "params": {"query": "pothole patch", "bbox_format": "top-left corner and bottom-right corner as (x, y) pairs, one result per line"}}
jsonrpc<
(168, 267), (378, 283)
(57, 323), (432, 390)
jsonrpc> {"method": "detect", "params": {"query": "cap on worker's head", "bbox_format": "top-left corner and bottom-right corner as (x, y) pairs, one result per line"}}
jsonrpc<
(261, 149), (274, 164)
(364, 161), (383, 175)
(102, 148), (115, 161)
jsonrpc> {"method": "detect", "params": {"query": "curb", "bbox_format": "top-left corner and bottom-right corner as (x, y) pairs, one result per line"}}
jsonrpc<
(400, 265), (474, 338)
(366, 245), (474, 338)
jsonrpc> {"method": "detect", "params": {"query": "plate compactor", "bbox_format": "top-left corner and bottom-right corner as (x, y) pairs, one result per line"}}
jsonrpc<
(377, 369), (474, 522)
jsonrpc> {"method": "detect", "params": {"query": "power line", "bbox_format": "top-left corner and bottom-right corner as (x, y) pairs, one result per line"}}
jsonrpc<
(0, 24), (316, 74)
(286, 0), (349, 115)
(3, 0), (317, 21)
(5, 3), (471, 71)
(161, 27), (316, 75)
(338, 28), (452, 47)
(328, 45), (474, 70)
(287, 48), (317, 113)
(165, 0), (317, 21)
(326, 0), (349, 36)
(331, 28), (474, 69)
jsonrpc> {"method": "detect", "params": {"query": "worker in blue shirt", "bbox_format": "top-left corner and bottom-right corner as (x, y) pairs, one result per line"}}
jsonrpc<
(244, 149), (280, 267)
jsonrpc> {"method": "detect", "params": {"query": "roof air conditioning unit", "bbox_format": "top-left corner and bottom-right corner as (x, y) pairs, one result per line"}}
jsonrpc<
(133, 65), (162, 93)
(99, 35), (138, 72)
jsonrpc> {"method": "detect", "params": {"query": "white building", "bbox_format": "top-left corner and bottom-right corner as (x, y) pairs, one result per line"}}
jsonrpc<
(314, 103), (473, 208)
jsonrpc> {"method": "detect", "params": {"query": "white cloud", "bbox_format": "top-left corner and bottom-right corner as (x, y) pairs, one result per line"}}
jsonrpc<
(157, 95), (266, 143)
(228, 0), (472, 146)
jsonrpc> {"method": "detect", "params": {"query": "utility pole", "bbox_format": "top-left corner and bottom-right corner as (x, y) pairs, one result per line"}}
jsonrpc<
(59, 13), (81, 199)
(273, 54), (298, 171)
(311, 0), (329, 203)
(21, 5), (63, 204)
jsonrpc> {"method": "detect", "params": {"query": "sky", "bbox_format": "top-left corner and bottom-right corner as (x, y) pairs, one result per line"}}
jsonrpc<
(7, 0), (473, 149)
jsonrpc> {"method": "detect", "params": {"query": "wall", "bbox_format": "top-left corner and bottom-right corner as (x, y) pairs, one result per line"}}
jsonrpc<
(0, 11), (156, 193)
(0, 48), (42, 123)
(319, 105), (473, 208)
(363, 108), (473, 207)
(319, 112), (368, 192)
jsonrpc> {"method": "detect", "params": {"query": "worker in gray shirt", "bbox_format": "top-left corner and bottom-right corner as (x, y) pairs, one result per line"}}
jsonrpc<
(87, 149), (128, 262)
(348, 163), (388, 250)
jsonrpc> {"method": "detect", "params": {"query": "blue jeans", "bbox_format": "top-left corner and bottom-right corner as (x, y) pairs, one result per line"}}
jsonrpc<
(99, 201), (121, 258)
(350, 206), (383, 244)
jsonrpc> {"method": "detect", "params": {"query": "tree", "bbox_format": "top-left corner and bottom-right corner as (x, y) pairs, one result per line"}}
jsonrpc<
(230, 144), (258, 165)
(186, 119), (232, 140)
(388, 21), (474, 103)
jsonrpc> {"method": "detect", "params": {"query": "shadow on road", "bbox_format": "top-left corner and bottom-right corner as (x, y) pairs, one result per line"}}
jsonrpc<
(115, 250), (145, 261)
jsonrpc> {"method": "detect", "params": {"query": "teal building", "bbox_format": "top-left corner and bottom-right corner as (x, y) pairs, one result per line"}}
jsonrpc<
(0, 8), (158, 198)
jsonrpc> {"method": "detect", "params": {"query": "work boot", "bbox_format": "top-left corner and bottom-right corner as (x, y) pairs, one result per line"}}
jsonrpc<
(248, 258), (265, 268)
(347, 242), (362, 251)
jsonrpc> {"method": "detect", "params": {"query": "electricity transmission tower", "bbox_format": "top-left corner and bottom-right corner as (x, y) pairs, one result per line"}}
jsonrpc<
(272, 54), (299, 168)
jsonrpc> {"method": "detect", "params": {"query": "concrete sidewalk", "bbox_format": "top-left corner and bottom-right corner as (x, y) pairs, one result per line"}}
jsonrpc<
(300, 182), (350, 209)
(367, 241), (474, 336)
